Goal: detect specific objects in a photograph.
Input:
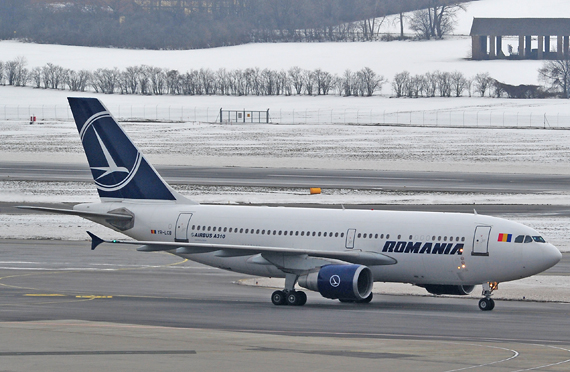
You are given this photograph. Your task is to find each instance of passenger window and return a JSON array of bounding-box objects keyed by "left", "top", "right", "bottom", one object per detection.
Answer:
[
  {"left": 409, "top": 235, "right": 413, "bottom": 240},
  {"left": 335, "top": 232, "right": 339, "bottom": 237},
  {"left": 362, "top": 233, "right": 366, "bottom": 238},
  {"left": 296, "top": 231, "right": 299, "bottom": 236},
  {"left": 386, "top": 234, "right": 389, "bottom": 239},
  {"left": 358, "top": 233, "right": 361, "bottom": 238},
  {"left": 341, "top": 233, "right": 345, "bottom": 237},
  {"left": 301, "top": 231, "right": 305, "bottom": 236},
  {"left": 323, "top": 232, "right": 327, "bottom": 237},
  {"left": 312, "top": 232, "right": 316, "bottom": 237},
  {"left": 375, "top": 234, "right": 378, "bottom": 239},
  {"left": 524, "top": 235, "right": 533, "bottom": 243},
  {"left": 284, "top": 231, "right": 288, "bottom": 236},
  {"left": 533, "top": 236, "right": 546, "bottom": 243},
  {"left": 329, "top": 232, "right": 333, "bottom": 237}
]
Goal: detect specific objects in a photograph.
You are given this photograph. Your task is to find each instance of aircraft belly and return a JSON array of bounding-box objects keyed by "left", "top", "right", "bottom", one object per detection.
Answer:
[{"left": 177, "top": 252, "right": 286, "bottom": 278}]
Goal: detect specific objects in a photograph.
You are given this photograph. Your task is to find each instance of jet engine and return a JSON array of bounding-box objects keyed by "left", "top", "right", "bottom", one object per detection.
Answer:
[
  {"left": 298, "top": 264, "right": 373, "bottom": 301},
  {"left": 422, "top": 284, "right": 475, "bottom": 296}
]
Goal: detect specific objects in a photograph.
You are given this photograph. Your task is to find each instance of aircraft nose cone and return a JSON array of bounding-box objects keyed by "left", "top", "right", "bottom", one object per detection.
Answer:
[{"left": 545, "top": 244, "right": 562, "bottom": 268}]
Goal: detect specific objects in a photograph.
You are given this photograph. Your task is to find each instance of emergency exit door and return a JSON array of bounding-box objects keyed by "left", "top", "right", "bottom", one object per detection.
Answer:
[
  {"left": 473, "top": 226, "right": 491, "bottom": 256},
  {"left": 175, "top": 213, "right": 193, "bottom": 242}
]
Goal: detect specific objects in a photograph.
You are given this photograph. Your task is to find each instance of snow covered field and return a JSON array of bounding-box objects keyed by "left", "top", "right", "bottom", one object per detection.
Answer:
[{"left": 2, "top": 0, "right": 569, "bottom": 92}]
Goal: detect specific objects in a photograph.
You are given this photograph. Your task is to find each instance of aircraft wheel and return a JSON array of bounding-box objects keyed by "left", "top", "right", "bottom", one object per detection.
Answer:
[
  {"left": 478, "top": 298, "right": 494, "bottom": 311},
  {"left": 286, "top": 291, "right": 301, "bottom": 306},
  {"left": 271, "top": 290, "right": 287, "bottom": 306},
  {"left": 296, "top": 291, "right": 307, "bottom": 306},
  {"left": 357, "top": 293, "right": 373, "bottom": 304},
  {"left": 339, "top": 298, "right": 355, "bottom": 303}
]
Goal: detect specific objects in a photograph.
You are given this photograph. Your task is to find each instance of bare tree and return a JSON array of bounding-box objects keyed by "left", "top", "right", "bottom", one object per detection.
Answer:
[
  {"left": 123, "top": 66, "right": 143, "bottom": 94},
  {"left": 303, "top": 70, "right": 316, "bottom": 95},
  {"left": 6, "top": 57, "right": 28, "bottom": 86},
  {"left": 67, "top": 70, "right": 91, "bottom": 92},
  {"left": 30, "top": 67, "right": 42, "bottom": 88},
  {"left": 539, "top": 58, "right": 570, "bottom": 98},
  {"left": 92, "top": 68, "right": 120, "bottom": 94},
  {"left": 166, "top": 70, "right": 181, "bottom": 95},
  {"left": 340, "top": 69, "right": 355, "bottom": 96},
  {"left": 450, "top": 71, "right": 467, "bottom": 97},
  {"left": 424, "top": 72, "right": 439, "bottom": 97},
  {"left": 392, "top": 71, "right": 410, "bottom": 97},
  {"left": 288, "top": 67, "right": 304, "bottom": 95},
  {"left": 0, "top": 61, "right": 4, "bottom": 85},
  {"left": 356, "top": 67, "right": 385, "bottom": 96},
  {"left": 474, "top": 72, "right": 493, "bottom": 97},
  {"left": 437, "top": 71, "right": 452, "bottom": 97},
  {"left": 409, "top": 1, "right": 465, "bottom": 40}
]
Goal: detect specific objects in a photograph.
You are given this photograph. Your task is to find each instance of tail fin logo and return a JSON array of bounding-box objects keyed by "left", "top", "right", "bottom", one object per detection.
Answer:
[{"left": 80, "top": 111, "right": 142, "bottom": 193}]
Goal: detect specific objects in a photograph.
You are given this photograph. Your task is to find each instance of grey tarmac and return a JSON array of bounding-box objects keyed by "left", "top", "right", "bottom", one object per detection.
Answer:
[{"left": 1, "top": 239, "right": 570, "bottom": 371}]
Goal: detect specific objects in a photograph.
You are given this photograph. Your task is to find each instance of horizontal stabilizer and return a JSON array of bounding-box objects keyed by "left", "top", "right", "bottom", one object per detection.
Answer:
[{"left": 87, "top": 231, "right": 105, "bottom": 251}]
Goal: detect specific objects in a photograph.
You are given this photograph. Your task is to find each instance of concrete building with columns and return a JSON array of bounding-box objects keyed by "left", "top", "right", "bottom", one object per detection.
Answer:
[{"left": 471, "top": 18, "right": 570, "bottom": 60}]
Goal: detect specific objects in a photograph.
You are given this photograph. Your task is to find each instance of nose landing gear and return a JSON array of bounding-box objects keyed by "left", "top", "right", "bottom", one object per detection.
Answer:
[{"left": 478, "top": 282, "right": 498, "bottom": 311}]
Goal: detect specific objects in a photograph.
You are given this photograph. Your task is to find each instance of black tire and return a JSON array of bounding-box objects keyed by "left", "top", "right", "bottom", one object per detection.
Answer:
[
  {"left": 271, "top": 290, "right": 286, "bottom": 306},
  {"left": 357, "top": 293, "right": 373, "bottom": 304},
  {"left": 296, "top": 291, "right": 307, "bottom": 306},
  {"left": 478, "top": 298, "right": 493, "bottom": 311},
  {"left": 339, "top": 298, "right": 355, "bottom": 303},
  {"left": 286, "top": 291, "right": 299, "bottom": 306}
]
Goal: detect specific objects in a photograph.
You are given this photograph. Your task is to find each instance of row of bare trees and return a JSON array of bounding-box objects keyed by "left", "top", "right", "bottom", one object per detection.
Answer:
[
  {"left": 0, "top": 58, "right": 386, "bottom": 97},
  {"left": 392, "top": 71, "right": 495, "bottom": 98}
]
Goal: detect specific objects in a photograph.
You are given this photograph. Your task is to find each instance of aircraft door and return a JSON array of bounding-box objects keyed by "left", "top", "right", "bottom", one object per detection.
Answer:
[
  {"left": 175, "top": 213, "right": 193, "bottom": 242},
  {"left": 472, "top": 226, "right": 491, "bottom": 256},
  {"left": 346, "top": 229, "right": 356, "bottom": 249}
]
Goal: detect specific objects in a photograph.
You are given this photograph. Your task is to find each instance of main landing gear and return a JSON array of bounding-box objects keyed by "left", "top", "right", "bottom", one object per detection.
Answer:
[
  {"left": 478, "top": 282, "right": 498, "bottom": 311},
  {"left": 272, "top": 273, "right": 307, "bottom": 307}
]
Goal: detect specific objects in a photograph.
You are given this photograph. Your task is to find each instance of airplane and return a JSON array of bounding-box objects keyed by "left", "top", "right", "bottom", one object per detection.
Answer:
[{"left": 21, "top": 97, "right": 562, "bottom": 311}]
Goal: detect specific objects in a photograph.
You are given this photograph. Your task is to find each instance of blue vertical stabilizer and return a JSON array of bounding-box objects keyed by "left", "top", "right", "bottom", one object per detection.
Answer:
[{"left": 68, "top": 97, "right": 191, "bottom": 202}]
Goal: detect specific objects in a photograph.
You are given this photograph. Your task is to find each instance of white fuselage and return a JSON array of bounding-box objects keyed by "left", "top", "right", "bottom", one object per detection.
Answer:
[{"left": 77, "top": 201, "right": 562, "bottom": 287}]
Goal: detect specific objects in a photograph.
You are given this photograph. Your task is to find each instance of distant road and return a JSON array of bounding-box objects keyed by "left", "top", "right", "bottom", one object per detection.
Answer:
[{"left": 2, "top": 161, "right": 570, "bottom": 193}]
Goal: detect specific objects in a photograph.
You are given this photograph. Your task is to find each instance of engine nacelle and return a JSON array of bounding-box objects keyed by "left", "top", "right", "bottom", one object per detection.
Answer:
[
  {"left": 298, "top": 264, "right": 373, "bottom": 300},
  {"left": 423, "top": 284, "right": 475, "bottom": 296}
]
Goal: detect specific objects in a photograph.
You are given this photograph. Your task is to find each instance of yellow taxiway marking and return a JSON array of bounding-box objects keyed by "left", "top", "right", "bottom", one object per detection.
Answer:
[
  {"left": 24, "top": 294, "right": 67, "bottom": 297},
  {"left": 75, "top": 295, "right": 113, "bottom": 299}
]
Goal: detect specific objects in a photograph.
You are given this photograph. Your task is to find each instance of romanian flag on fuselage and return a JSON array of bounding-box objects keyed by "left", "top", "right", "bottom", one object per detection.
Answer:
[{"left": 498, "top": 233, "right": 512, "bottom": 242}]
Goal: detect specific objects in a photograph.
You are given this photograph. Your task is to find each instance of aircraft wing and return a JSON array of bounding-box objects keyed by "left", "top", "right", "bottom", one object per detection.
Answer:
[
  {"left": 87, "top": 232, "right": 397, "bottom": 267},
  {"left": 17, "top": 206, "right": 133, "bottom": 221}
]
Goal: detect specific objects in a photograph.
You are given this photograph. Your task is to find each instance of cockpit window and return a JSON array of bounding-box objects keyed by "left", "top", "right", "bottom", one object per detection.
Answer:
[
  {"left": 524, "top": 235, "right": 533, "bottom": 243},
  {"left": 532, "top": 236, "right": 546, "bottom": 243},
  {"left": 514, "top": 235, "right": 524, "bottom": 243}
]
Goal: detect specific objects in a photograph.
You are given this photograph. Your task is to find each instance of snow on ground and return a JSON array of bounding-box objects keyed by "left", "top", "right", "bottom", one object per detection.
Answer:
[
  {"left": 2, "top": 0, "right": 569, "bottom": 89},
  {"left": 3, "top": 113, "right": 570, "bottom": 174}
]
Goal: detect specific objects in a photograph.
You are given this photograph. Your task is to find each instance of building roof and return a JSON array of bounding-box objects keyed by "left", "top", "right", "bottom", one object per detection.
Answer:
[{"left": 470, "top": 18, "right": 570, "bottom": 36}]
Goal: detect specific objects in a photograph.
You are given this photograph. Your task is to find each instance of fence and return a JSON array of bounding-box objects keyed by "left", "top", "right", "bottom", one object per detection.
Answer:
[{"left": 1, "top": 104, "right": 569, "bottom": 128}]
